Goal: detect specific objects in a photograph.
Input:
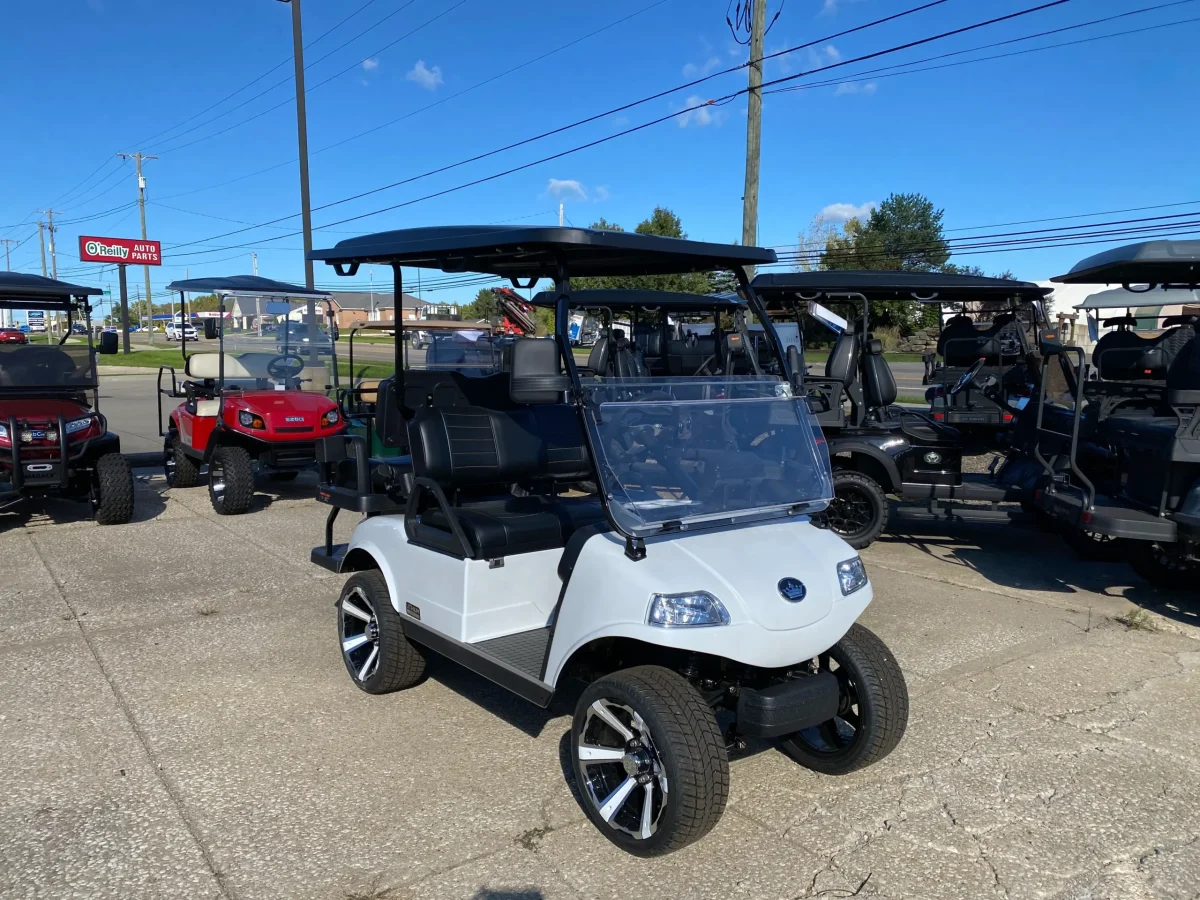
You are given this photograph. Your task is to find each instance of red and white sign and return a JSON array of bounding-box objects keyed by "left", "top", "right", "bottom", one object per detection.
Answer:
[{"left": 78, "top": 235, "right": 162, "bottom": 266}]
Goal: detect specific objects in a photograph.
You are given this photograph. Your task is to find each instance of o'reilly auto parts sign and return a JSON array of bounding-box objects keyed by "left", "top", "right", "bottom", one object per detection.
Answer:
[{"left": 78, "top": 235, "right": 162, "bottom": 266}]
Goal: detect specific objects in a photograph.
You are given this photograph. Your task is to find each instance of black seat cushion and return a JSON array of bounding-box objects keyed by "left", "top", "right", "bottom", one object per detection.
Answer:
[
  {"left": 1092, "top": 329, "right": 1151, "bottom": 380},
  {"left": 410, "top": 406, "right": 541, "bottom": 486},
  {"left": 939, "top": 316, "right": 981, "bottom": 366},
  {"left": 417, "top": 495, "right": 606, "bottom": 559}
]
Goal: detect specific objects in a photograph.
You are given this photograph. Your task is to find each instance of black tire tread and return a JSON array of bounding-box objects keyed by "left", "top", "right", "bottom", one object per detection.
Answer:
[
  {"left": 169, "top": 435, "right": 201, "bottom": 488},
  {"left": 578, "top": 665, "right": 729, "bottom": 856},
  {"left": 782, "top": 623, "right": 909, "bottom": 775},
  {"left": 342, "top": 571, "right": 426, "bottom": 694},
  {"left": 825, "top": 471, "right": 889, "bottom": 550},
  {"left": 93, "top": 453, "right": 135, "bottom": 525},
  {"left": 209, "top": 446, "right": 254, "bottom": 515}
]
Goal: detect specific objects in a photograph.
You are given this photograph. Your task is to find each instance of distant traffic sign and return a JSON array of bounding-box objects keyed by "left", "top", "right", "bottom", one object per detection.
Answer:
[{"left": 79, "top": 235, "right": 162, "bottom": 266}]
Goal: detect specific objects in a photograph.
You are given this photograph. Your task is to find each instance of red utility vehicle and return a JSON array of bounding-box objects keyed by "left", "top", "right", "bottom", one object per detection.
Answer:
[
  {"left": 0, "top": 273, "right": 134, "bottom": 524},
  {"left": 158, "top": 276, "right": 345, "bottom": 515}
]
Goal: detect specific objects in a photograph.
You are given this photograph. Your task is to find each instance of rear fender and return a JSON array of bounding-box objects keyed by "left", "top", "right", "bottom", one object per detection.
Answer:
[{"left": 826, "top": 440, "right": 902, "bottom": 493}]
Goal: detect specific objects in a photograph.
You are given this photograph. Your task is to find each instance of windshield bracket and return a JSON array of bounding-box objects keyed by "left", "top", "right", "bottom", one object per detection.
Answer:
[{"left": 624, "top": 535, "right": 646, "bottom": 562}]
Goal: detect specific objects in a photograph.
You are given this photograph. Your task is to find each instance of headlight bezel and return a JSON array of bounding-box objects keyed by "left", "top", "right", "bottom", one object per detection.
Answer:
[
  {"left": 321, "top": 408, "right": 340, "bottom": 428},
  {"left": 837, "top": 557, "right": 869, "bottom": 596},
  {"left": 237, "top": 410, "right": 266, "bottom": 430},
  {"left": 647, "top": 591, "right": 731, "bottom": 628}
]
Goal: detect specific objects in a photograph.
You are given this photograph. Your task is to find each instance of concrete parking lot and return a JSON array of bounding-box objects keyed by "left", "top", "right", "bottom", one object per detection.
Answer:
[{"left": 2, "top": 469, "right": 1198, "bottom": 900}]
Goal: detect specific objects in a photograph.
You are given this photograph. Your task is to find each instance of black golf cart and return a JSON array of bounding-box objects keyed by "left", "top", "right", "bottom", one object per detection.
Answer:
[
  {"left": 1033, "top": 240, "right": 1200, "bottom": 586},
  {"left": 752, "top": 270, "right": 1062, "bottom": 549},
  {"left": 308, "top": 225, "right": 909, "bottom": 855},
  {"left": 0, "top": 273, "right": 133, "bottom": 524}
]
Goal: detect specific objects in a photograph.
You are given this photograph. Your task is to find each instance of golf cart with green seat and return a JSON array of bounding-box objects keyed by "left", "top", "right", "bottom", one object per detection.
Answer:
[
  {"left": 752, "top": 271, "right": 1066, "bottom": 549},
  {"left": 156, "top": 276, "right": 345, "bottom": 515},
  {"left": 1033, "top": 240, "right": 1200, "bottom": 585},
  {"left": 0, "top": 273, "right": 133, "bottom": 524},
  {"left": 308, "top": 225, "right": 909, "bottom": 856}
]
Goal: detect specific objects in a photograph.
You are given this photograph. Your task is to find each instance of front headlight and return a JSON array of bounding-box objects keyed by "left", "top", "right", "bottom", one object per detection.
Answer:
[
  {"left": 647, "top": 591, "right": 730, "bottom": 627},
  {"left": 837, "top": 557, "right": 868, "bottom": 596},
  {"left": 238, "top": 410, "right": 266, "bottom": 429},
  {"left": 65, "top": 416, "right": 92, "bottom": 435},
  {"left": 321, "top": 408, "right": 340, "bottom": 428}
]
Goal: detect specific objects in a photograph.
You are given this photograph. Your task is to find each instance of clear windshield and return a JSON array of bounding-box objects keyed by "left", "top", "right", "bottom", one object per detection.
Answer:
[
  {"left": 581, "top": 376, "right": 833, "bottom": 536},
  {"left": 0, "top": 343, "right": 96, "bottom": 390},
  {"left": 408, "top": 328, "right": 507, "bottom": 378}
]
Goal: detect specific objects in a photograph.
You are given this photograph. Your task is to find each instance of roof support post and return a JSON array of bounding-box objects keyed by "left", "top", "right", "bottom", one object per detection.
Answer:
[{"left": 392, "top": 264, "right": 404, "bottom": 415}]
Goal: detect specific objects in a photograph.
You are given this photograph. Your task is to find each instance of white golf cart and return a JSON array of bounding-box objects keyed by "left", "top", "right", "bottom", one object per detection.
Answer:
[{"left": 308, "top": 226, "right": 908, "bottom": 856}]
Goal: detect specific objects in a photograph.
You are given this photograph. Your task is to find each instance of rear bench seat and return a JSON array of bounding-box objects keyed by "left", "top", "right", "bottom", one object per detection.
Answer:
[{"left": 405, "top": 339, "right": 606, "bottom": 560}]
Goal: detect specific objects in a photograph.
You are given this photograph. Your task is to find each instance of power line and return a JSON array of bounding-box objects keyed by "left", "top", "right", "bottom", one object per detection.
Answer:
[
  {"left": 154, "top": 0, "right": 462, "bottom": 156},
  {"left": 162, "top": 0, "right": 1076, "bottom": 259},
  {"left": 151, "top": 0, "right": 674, "bottom": 202},
  {"left": 161, "top": 0, "right": 966, "bottom": 254},
  {"left": 767, "top": 1, "right": 1200, "bottom": 97}
]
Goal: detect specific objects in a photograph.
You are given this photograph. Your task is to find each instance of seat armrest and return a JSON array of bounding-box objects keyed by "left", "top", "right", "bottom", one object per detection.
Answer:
[{"left": 406, "top": 477, "right": 474, "bottom": 558}]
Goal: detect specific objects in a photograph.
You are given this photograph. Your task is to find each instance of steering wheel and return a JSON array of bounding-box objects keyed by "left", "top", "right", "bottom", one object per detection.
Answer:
[
  {"left": 949, "top": 357, "right": 987, "bottom": 396},
  {"left": 267, "top": 352, "right": 306, "bottom": 382}
]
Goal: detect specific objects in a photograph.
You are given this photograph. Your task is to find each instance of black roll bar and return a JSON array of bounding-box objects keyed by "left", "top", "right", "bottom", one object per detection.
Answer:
[{"left": 1033, "top": 345, "right": 1095, "bottom": 510}]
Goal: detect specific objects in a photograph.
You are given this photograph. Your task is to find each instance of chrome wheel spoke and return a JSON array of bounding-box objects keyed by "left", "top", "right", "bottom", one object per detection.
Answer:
[
  {"left": 598, "top": 776, "right": 637, "bottom": 822},
  {"left": 341, "top": 598, "right": 373, "bottom": 623},
  {"left": 590, "top": 700, "right": 634, "bottom": 743},
  {"left": 578, "top": 744, "right": 626, "bottom": 763},
  {"left": 342, "top": 633, "right": 371, "bottom": 653},
  {"left": 356, "top": 645, "right": 378, "bottom": 681},
  {"left": 639, "top": 782, "right": 655, "bottom": 839}
]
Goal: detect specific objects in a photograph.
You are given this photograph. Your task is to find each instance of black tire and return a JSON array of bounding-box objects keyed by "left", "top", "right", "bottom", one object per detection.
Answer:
[
  {"left": 267, "top": 470, "right": 299, "bottom": 481},
  {"left": 780, "top": 623, "right": 909, "bottom": 775},
  {"left": 571, "top": 666, "right": 729, "bottom": 857},
  {"left": 1128, "top": 541, "right": 1196, "bottom": 590},
  {"left": 207, "top": 446, "right": 255, "bottom": 515},
  {"left": 813, "top": 471, "right": 889, "bottom": 549},
  {"left": 337, "top": 571, "right": 426, "bottom": 693},
  {"left": 165, "top": 433, "right": 201, "bottom": 488},
  {"left": 92, "top": 452, "right": 135, "bottom": 525},
  {"left": 1063, "top": 527, "right": 1126, "bottom": 561}
]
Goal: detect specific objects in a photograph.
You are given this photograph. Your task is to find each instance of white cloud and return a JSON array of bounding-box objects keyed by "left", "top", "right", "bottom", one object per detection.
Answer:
[
  {"left": 682, "top": 56, "right": 721, "bottom": 78},
  {"left": 822, "top": 0, "right": 865, "bottom": 14},
  {"left": 362, "top": 57, "right": 379, "bottom": 71},
  {"left": 360, "top": 79, "right": 369, "bottom": 87},
  {"left": 546, "top": 179, "right": 588, "bottom": 202},
  {"left": 593, "top": 185, "right": 610, "bottom": 202},
  {"left": 675, "top": 96, "right": 728, "bottom": 128},
  {"left": 405, "top": 60, "right": 443, "bottom": 91},
  {"left": 820, "top": 201, "right": 878, "bottom": 223},
  {"left": 823, "top": 44, "right": 841, "bottom": 63},
  {"left": 834, "top": 81, "right": 877, "bottom": 96}
]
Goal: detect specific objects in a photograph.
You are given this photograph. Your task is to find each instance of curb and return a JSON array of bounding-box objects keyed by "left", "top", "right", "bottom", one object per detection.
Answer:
[{"left": 99, "top": 367, "right": 160, "bottom": 375}]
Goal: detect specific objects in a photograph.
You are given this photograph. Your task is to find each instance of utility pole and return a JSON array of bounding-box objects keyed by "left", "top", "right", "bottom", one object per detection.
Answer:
[
  {"left": 37, "top": 222, "right": 47, "bottom": 277},
  {"left": 117, "top": 151, "right": 158, "bottom": 344},
  {"left": 740, "top": 0, "right": 767, "bottom": 272},
  {"left": 252, "top": 252, "right": 258, "bottom": 276},
  {"left": 0, "top": 239, "right": 14, "bottom": 326},
  {"left": 279, "top": 0, "right": 317, "bottom": 366},
  {"left": 559, "top": 203, "right": 564, "bottom": 227},
  {"left": 39, "top": 210, "right": 60, "bottom": 280}
]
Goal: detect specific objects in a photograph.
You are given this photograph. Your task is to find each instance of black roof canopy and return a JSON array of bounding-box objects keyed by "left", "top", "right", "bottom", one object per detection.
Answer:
[
  {"left": 752, "top": 270, "right": 1049, "bottom": 304},
  {"left": 309, "top": 225, "right": 775, "bottom": 278},
  {"left": 165, "top": 275, "right": 330, "bottom": 298},
  {"left": 0, "top": 272, "right": 102, "bottom": 310},
  {"left": 1052, "top": 240, "right": 1200, "bottom": 286},
  {"left": 529, "top": 288, "right": 747, "bottom": 310}
]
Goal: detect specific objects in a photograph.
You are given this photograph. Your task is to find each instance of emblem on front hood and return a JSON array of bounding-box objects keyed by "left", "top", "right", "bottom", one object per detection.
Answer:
[
  {"left": 777, "top": 577, "right": 806, "bottom": 602},
  {"left": 285, "top": 416, "right": 304, "bottom": 423}
]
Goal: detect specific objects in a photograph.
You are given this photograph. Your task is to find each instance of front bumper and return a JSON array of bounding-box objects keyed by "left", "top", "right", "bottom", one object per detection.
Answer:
[{"left": 736, "top": 673, "right": 840, "bottom": 738}]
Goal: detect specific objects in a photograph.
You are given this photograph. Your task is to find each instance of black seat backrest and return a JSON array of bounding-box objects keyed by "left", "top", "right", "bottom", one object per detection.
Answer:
[
  {"left": 410, "top": 406, "right": 541, "bottom": 487},
  {"left": 666, "top": 335, "right": 716, "bottom": 376},
  {"left": 585, "top": 329, "right": 613, "bottom": 375},
  {"left": 1166, "top": 334, "right": 1200, "bottom": 405},
  {"left": 939, "top": 315, "right": 983, "bottom": 366},
  {"left": 825, "top": 327, "right": 860, "bottom": 386},
  {"left": 861, "top": 339, "right": 897, "bottom": 408},
  {"left": 632, "top": 324, "right": 663, "bottom": 359},
  {"left": 723, "top": 332, "right": 754, "bottom": 375},
  {"left": 1092, "top": 329, "right": 1149, "bottom": 381},
  {"left": 375, "top": 370, "right": 516, "bottom": 450},
  {"left": 509, "top": 337, "right": 568, "bottom": 403}
]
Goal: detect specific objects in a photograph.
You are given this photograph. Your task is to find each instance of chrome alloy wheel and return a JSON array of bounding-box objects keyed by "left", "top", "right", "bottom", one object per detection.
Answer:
[
  {"left": 577, "top": 699, "right": 668, "bottom": 841},
  {"left": 339, "top": 585, "right": 381, "bottom": 682}
]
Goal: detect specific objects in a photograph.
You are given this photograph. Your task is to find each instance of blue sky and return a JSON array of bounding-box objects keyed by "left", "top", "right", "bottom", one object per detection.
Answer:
[{"left": 2, "top": 0, "right": 1198, "bottom": 308}]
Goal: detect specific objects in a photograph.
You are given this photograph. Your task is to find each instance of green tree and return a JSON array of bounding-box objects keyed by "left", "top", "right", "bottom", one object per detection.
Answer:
[
  {"left": 459, "top": 288, "right": 499, "bottom": 322},
  {"left": 575, "top": 206, "right": 716, "bottom": 295}
]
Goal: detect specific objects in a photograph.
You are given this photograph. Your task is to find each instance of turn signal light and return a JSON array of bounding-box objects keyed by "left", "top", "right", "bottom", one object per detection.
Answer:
[{"left": 237, "top": 410, "right": 266, "bottom": 430}]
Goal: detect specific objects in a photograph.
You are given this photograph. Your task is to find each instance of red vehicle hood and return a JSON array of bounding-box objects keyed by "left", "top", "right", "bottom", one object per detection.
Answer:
[{"left": 0, "top": 399, "right": 91, "bottom": 423}]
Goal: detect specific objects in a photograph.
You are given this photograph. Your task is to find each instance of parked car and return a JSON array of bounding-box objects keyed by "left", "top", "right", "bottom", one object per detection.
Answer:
[
  {"left": 0, "top": 327, "right": 28, "bottom": 344},
  {"left": 165, "top": 320, "right": 198, "bottom": 342},
  {"left": 275, "top": 320, "right": 333, "bottom": 355},
  {"left": 70, "top": 323, "right": 88, "bottom": 335}
]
